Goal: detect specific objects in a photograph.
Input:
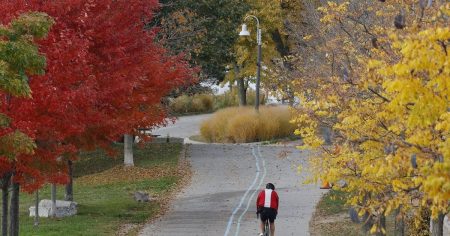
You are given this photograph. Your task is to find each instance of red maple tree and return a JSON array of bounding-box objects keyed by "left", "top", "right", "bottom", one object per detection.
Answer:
[{"left": 0, "top": 0, "right": 194, "bottom": 192}]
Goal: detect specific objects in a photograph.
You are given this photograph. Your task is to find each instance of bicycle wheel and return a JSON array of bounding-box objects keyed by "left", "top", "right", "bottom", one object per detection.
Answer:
[{"left": 263, "top": 220, "right": 269, "bottom": 236}]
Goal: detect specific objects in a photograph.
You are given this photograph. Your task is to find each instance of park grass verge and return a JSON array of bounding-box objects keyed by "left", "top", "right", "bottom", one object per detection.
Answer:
[
  {"left": 310, "top": 190, "right": 396, "bottom": 236},
  {"left": 17, "top": 142, "right": 188, "bottom": 236}
]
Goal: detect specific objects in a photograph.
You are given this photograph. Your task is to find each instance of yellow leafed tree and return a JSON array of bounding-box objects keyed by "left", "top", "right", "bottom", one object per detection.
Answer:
[
  {"left": 226, "top": 0, "right": 301, "bottom": 105},
  {"left": 292, "top": 1, "right": 449, "bottom": 235}
]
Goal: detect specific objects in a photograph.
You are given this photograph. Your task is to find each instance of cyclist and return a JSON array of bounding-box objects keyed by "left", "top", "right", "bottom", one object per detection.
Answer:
[{"left": 256, "top": 183, "right": 279, "bottom": 236}]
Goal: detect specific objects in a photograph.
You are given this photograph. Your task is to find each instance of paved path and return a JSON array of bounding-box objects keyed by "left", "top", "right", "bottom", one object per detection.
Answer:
[
  {"left": 140, "top": 115, "right": 324, "bottom": 236},
  {"left": 153, "top": 114, "right": 212, "bottom": 139}
]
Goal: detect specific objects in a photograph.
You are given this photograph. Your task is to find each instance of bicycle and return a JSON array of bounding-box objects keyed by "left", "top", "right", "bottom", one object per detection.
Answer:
[
  {"left": 262, "top": 218, "right": 270, "bottom": 236},
  {"left": 257, "top": 212, "right": 270, "bottom": 236}
]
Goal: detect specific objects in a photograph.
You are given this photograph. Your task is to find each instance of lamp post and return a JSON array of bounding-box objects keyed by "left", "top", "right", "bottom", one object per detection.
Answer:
[{"left": 239, "top": 15, "right": 262, "bottom": 112}]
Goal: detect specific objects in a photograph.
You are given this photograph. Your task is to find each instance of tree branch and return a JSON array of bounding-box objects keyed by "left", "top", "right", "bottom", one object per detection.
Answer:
[{"left": 368, "top": 87, "right": 390, "bottom": 102}]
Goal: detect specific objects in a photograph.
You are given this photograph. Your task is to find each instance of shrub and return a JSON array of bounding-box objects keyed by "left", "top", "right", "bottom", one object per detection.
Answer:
[
  {"left": 200, "top": 106, "right": 295, "bottom": 143},
  {"left": 259, "top": 106, "right": 293, "bottom": 139},
  {"left": 193, "top": 93, "right": 213, "bottom": 112},
  {"left": 170, "top": 93, "right": 214, "bottom": 114},
  {"left": 246, "top": 90, "right": 266, "bottom": 107},
  {"left": 213, "top": 89, "right": 266, "bottom": 110},
  {"left": 227, "top": 111, "right": 259, "bottom": 142},
  {"left": 169, "top": 90, "right": 266, "bottom": 115},
  {"left": 200, "top": 108, "right": 237, "bottom": 142},
  {"left": 214, "top": 91, "right": 238, "bottom": 110},
  {"left": 170, "top": 95, "right": 191, "bottom": 114}
]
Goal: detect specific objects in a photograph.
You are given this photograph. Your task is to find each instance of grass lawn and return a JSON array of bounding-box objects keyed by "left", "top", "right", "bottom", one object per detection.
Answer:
[
  {"left": 14, "top": 142, "right": 184, "bottom": 236},
  {"left": 310, "top": 190, "right": 397, "bottom": 236}
]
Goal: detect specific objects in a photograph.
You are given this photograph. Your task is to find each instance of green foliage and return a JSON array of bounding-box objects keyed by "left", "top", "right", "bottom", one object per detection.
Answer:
[
  {"left": 0, "top": 12, "right": 53, "bottom": 97},
  {"left": 0, "top": 130, "right": 35, "bottom": 159},
  {"left": 0, "top": 113, "right": 11, "bottom": 127},
  {"left": 200, "top": 106, "right": 294, "bottom": 143},
  {"left": 152, "top": 0, "right": 250, "bottom": 81},
  {"left": 9, "top": 12, "right": 54, "bottom": 39}
]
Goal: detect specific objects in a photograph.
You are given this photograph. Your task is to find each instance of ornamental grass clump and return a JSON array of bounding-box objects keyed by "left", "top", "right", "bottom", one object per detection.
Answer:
[
  {"left": 200, "top": 106, "right": 295, "bottom": 143},
  {"left": 200, "top": 107, "right": 238, "bottom": 141},
  {"left": 227, "top": 111, "right": 259, "bottom": 142}
]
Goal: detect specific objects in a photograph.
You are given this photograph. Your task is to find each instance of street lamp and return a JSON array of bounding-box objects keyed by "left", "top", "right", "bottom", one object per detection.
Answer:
[{"left": 239, "top": 15, "right": 262, "bottom": 111}]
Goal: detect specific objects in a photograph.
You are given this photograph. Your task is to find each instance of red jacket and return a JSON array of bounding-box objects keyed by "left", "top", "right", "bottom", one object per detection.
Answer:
[{"left": 256, "top": 189, "right": 279, "bottom": 211}]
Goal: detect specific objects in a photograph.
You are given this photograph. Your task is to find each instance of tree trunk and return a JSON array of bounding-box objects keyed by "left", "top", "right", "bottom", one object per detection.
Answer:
[
  {"left": 2, "top": 174, "right": 11, "bottom": 236},
  {"left": 287, "top": 85, "right": 295, "bottom": 106},
  {"left": 430, "top": 156, "right": 445, "bottom": 236},
  {"left": 376, "top": 215, "right": 386, "bottom": 236},
  {"left": 9, "top": 180, "right": 19, "bottom": 236},
  {"left": 320, "top": 126, "right": 333, "bottom": 145},
  {"left": 124, "top": 134, "right": 134, "bottom": 166},
  {"left": 349, "top": 207, "right": 360, "bottom": 223},
  {"left": 412, "top": 207, "right": 430, "bottom": 235},
  {"left": 51, "top": 184, "right": 56, "bottom": 218},
  {"left": 394, "top": 209, "right": 405, "bottom": 236},
  {"left": 394, "top": 219, "right": 405, "bottom": 236},
  {"left": 362, "top": 212, "right": 375, "bottom": 233},
  {"left": 65, "top": 160, "right": 73, "bottom": 201},
  {"left": 34, "top": 190, "right": 39, "bottom": 226},
  {"left": 431, "top": 213, "right": 445, "bottom": 236},
  {"left": 237, "top": 78, "right": 247, "bottom": 106},
  {"left": 234, "top": 63, "right": 246, "bottom": 106}
]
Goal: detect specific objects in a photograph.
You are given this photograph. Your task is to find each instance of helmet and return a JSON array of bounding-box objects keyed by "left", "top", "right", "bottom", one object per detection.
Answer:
[{"left": 266, "top": 183, "right": 275, "bottom": 190}]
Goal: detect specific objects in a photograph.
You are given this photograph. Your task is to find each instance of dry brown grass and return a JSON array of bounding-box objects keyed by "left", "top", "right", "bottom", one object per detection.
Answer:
[
  {"left": 200, "top": 106, "right": 295, "bottom": 143},
  {"left": 227, "top": 111, "right": 259, "bottom": 142}
]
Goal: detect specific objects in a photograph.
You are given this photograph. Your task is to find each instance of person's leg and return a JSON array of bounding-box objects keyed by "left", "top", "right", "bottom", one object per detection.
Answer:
[
  {"left": 270, "top": 222, "right": 275, "bottom": 236},
  {"left": 259, "top": 212, "right": 266, "bottom": 235},
  {"left": 260, "top": 220, "right": 265, "bottom": 234},
  {"left": 269, "top": 209, "right": 276, "bottom": 236}
]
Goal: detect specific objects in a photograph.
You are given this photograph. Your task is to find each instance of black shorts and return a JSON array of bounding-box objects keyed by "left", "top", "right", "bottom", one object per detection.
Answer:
[{"left": 260, "top": 207, "right": 277, "bottom": 223}]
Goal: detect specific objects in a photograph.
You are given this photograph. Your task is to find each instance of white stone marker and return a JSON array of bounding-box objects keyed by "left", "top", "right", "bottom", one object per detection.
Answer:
[{"left": 29, "top": 199, "right": 77, "bottom": 218}]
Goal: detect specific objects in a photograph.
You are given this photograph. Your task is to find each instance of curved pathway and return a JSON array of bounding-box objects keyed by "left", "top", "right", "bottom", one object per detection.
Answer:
[
  {"left": 152, "top": 114, "right": 212, "bottom": 139},
  {"left": 140, "top": 115, "right": 324, "bottom": 236}
]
